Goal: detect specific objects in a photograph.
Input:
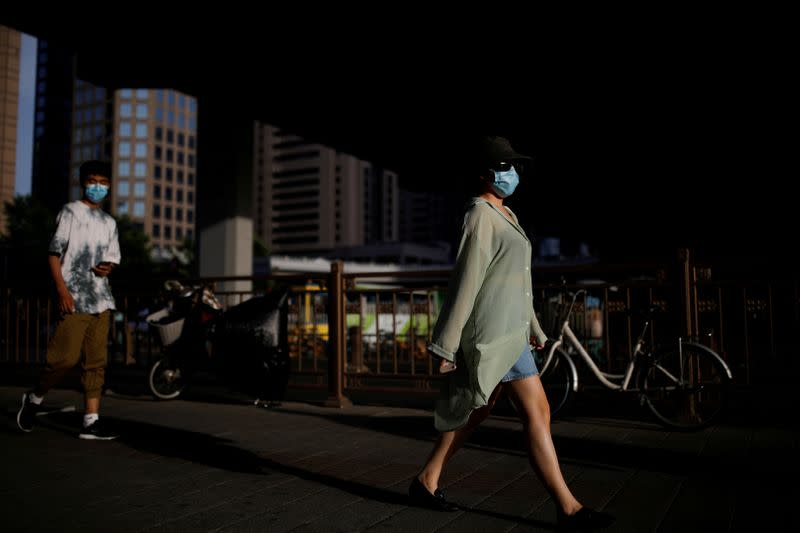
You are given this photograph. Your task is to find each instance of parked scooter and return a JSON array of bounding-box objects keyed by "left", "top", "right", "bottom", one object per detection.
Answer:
[{"left": 146, "top": 281, "right": 290, "bottom": 405}]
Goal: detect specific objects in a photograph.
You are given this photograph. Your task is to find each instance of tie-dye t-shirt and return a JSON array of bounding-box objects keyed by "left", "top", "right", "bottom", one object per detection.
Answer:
[{"left": 48, "top": 201, "right": 122, "bottom": 314}]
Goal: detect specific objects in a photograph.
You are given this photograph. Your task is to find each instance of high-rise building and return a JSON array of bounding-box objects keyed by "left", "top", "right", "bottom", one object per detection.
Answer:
[
  {"left": 66, "top": 86, "right": 198, "bottom": 253},
  {"left": 253, "top": 123, "right": 399, "bottom": 255},
  {"left": 364, "top": 165, "right": 399, "bottom": 243},
  {"left": 31, "top": 39, "right": 76, "bottom": 216},
  {"left": 399, "top": 189, "right": 456, "bottom": 246},
  {"left": 0, "top": 25, "right": 21, "bottom": 234}
]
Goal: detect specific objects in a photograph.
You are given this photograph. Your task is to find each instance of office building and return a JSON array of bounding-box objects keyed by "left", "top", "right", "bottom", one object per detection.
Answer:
[
  {"left": 66, "top": 86, "right": 198, "bottom": 253},
  {"left": 253, "top": 123, "right": 399, "bottom": 254},
  {"left": 30, "top": 38, "right": 76, "bottom": 216},
  {"left": 0, "top": 26, "right": 21, "bottom": 234}
]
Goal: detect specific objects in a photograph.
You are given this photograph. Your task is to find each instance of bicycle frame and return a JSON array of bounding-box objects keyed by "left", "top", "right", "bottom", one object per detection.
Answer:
[
  {"left": 537, "top": 287, "right": 734, "bottom": 429},
  {"left": 541, "top": 289, "right": 644, "bottom": 393}
]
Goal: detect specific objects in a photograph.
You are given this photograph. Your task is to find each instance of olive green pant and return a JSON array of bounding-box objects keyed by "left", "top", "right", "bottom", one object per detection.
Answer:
[{"left": 34, "top": 311, "right": 110, "bottom": 399}]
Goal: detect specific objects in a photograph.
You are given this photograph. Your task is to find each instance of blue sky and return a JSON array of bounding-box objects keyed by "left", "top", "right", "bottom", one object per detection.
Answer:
[{"left": 14, "top": 33, "right": 36, "bottom": 196}]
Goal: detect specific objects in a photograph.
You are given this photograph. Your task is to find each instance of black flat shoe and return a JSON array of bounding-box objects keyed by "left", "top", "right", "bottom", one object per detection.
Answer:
[
  {"left": 408, "top": 477, "right": 459, "bottom": 512},
  {"left": 557, "top": 507, "right": 614, "bottom": 531}
]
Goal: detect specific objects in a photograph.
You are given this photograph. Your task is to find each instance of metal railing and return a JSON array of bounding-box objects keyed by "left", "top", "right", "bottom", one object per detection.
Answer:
[{"left": 2, "top": 251, "right": 797, "bottom": 405}]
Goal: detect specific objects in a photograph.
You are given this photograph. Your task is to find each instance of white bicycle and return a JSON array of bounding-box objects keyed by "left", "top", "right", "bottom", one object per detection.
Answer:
[{"left": 536, "top": 289, "right": 733, "bottom": 430}]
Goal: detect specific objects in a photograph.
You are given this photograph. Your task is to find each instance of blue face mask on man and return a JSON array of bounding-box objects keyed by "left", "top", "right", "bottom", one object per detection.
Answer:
[
  {"left": 491, "top": 165, "right": 519, "bottom": 198},
  {"left": 85, "top": 184, "right": 109, "bottom": 203}
]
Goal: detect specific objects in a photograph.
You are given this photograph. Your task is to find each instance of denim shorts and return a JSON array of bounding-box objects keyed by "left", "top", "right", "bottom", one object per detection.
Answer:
[{"left": 500, "top": 344, "right": 539, "bottom": 382}]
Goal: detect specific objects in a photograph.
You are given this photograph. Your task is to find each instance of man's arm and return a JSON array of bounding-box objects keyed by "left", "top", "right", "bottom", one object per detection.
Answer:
[{"left": 48, "top": 253, "right": 74, "bottom": 314}]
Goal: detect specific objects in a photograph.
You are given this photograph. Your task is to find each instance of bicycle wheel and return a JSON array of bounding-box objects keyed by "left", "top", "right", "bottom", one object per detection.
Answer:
[
  {"left": 147, "top": 357, "right": 186, "bottom": 400},
  {"left": 637, "top": 342, "right": 730, "bottom": 430},
  {"left": 535, "top": 347, "right": 576, "bottom": 418}
]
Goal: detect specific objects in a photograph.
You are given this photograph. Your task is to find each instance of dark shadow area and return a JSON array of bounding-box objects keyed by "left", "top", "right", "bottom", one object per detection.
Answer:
[
  {"left": 28, "top": 411, "right": 556, "bottom": 529},
  {"left": 259, "top": 404, "right": 778, "bottom": 478}
]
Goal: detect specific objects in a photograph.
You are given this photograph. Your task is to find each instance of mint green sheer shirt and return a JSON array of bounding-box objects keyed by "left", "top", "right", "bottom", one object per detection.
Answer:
[{"left": 429, "top": 198, "right": 547, "bottom": 431}]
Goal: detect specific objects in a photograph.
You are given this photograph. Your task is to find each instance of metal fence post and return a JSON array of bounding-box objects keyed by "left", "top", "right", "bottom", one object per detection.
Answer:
[
  {"left": 324, "top": 260, "right": 352, "bottom": 407},
  {"left": 679, "top": 248, "right": 694, "bottom": 339}
]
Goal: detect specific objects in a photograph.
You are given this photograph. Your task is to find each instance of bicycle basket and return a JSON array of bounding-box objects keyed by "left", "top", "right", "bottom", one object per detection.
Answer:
[{"left": 146, "top": 308, "right": 185, "bottom": 346}]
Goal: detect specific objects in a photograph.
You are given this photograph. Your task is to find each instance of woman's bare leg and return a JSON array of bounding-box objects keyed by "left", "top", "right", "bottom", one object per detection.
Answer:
[
  {"left": 504, "top": 375, "right": 582, "bottom": 515},
  {"left": 417, "top": 386, "right": 503, "bottom": 493}
]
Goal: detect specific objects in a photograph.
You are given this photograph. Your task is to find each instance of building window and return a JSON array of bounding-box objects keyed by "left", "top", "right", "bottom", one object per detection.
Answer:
[
  {"left": 166, "top": 149, "right": 174, "bottom": 162},
  {"left": 120, "top": 103, "right": 132, "bottom": 118},
  {"left": 164, "top": 226, "right": 172, "bottom": 239},
  {"left": 177, "top": 190, "right": 183, "bottom": 203},
  {"left": 118, "top": 162, "right": 130, "bottom": 177},
  {"left": 93, "top": 107, "right": 103, "bottom": 121},
  {"left": 118, "top": 180, "right": 129, "bottom": 196},
  {"left": 153, "top": 204, "right": 161, "bottom": 217},
  {"left": 177, "top": 170, "right": 184, "bottom": 183},
  {"left": 155, "top": 107, "right": 163, "bottom": 121},
  {"left": 135, "top": 89, "right": 148, "bottom": 99},
  {"left": 168, "top": 110, "right": 175, "bottom": 125},
  {"left": 178, "top": 94, "right": 185, "bottom": 108},
  {"left": 117, "top": 202, "right": 129, "bottom": 215},
  {"left": 136, "top": 103, "right": 148, "bottom": 119},
  {"left": 154, "top": 185, "right": 161, "bottom": 199},
  {"left": 178, "top": 113, "right": 185, "bottom": 128},
  {"left": 165, "top": 187, "right": 173, "bottom": 201},
  {"left": 120, "top": 89, "right": 132, "bottom": 99},
  {"left": 188, "top": 154, "right": 195, "bottom": 168},
  {"left": 189, "top": 99, "right": 197, "bottom": 113},
  {"left": 176, "top": 227, "right": 183, "bottom": 240},
  {"left": 187, "top": 191, "right": 194, "bottom": 203},
  {"left": 166, "top": 168, "right": 173, "bottom": 181},
  {"left": 177, "top": 133, "right": 185, "bottom": 146},
  {"left": 134, "top": 163, "right": 146, "bottom": 177},
  {"left": 119, "top": 122, "right": 132, "bottom": 137},
  {"left": 188, "top": 136, "right": 195, "bottom": 149},
  {"left": 167, "top": 129, "right": 174, "bottom": 144},
  {"left": 118, "top": 142, "right": 131, "bottom": 157},
  {"left": 176, "top": 208, "right": 183, "bottom": 222},
  {"left": 154, "top": 165, "right": 162, "bottom": 179},
  {"left": 187, "top": 229, "right": 193, "bottom": 240},
  {"left": 153, "top": 224, "right": 160, "bottom": 237},
  {"left": 168, "top": 91, "right": 175, "bottom": 106},
  {"left": 135, "top": 143, "right": 147, "bottom": 158},
  {"left": 177, "top": 152, "right": 184, "bottom": 165},
  {"left": 189, "top": 117, "right": 197, "bottom": 131},
  {"left": 155, "top": 89, "right": 163, "bottom": 103},
  {"left": 134, "top": 182, "right": 146, "bottom": 197},
  {"left": 188, "top": 173, "right": 194, "bottom": 185},
  {"left": 155, "top": 146, "right": 162, "bottom": 160},
  {"left": 133, "top": 201, "right": 145, "bottom": 217},
  {"left": 165, "top": 206, "right": 172, "bottom": 220},
  {"left": 135, "top": 124, "right": 147, "bottom": 138},
  {"left": 187, "top": 210, "right": 194, "bottom": 223}
]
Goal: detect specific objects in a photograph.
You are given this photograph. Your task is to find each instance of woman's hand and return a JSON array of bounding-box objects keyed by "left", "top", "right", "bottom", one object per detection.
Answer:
[
  {"left": 530, "top": 336, "right": 548, "bottom": 351},
  {"left": 438, "top": 358, "right": 457, "bottom": 374}
]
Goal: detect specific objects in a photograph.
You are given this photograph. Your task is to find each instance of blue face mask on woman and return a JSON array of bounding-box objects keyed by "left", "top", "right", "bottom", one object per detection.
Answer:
[
  {"left": 85, "top": 184, "right": 109, "bottom": 203},
  {"left": 491, "top": 165, "right": 519, "bottom": 198}
]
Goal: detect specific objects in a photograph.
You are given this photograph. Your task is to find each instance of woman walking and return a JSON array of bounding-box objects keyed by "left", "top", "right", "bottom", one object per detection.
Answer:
[{"left": 409, "top": 136, "right": 614, "bottom": 531}]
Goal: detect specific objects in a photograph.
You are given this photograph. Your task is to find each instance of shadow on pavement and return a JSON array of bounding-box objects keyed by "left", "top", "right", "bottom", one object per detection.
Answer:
[
  {"left": 30, "top": 411, "right": 556, "bottom": 529},
  {"left": 261, "top": 405, "right": 753, "bottom": 478}
]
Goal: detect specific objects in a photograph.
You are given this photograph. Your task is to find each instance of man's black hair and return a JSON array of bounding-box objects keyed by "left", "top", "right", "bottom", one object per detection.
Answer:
[{"left": 79, "top": 160, "right": 112, "bottom": 185}]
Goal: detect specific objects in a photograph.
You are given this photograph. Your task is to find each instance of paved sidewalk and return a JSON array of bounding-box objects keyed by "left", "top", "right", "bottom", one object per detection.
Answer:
[{"left": 2, "top": 385, "right": 798, "bottom": 532}]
